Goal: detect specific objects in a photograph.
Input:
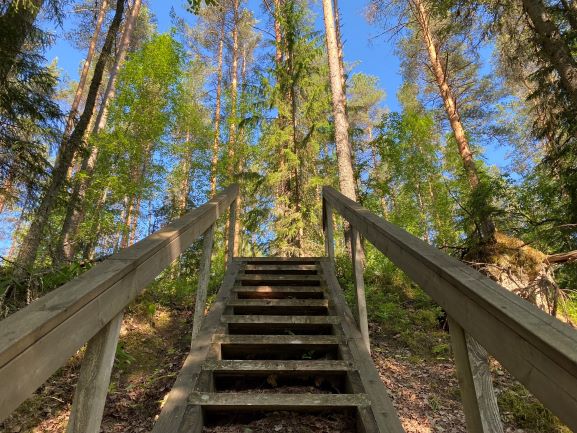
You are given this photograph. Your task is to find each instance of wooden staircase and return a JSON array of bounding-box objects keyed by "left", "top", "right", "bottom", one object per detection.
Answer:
[
  {"left": 152, "top": 257, "right": 403, "bottom": 433},
  {"left": 3, "top": 183, "right": 577, "bottom": 433}
]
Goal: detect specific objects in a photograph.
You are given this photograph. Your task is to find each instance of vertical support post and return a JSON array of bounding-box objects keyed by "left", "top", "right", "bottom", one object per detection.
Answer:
[
  {"left": 323, "top": 200, "right": 335, "bottom": 262},
  {"left": 351, "top": 227, "right": 370, "bottom": 353},
  {"left": 192, "top": 224, "right": 215, "bottom": 343},
  {"left": 227, "top": 198, "right": 237, "bottom": 265},
  {"left": 67, "top": 312, "right": 124, "bottom": 433},
  {"left": 448, "top": 317, "right": 503, "bottom": 433}
]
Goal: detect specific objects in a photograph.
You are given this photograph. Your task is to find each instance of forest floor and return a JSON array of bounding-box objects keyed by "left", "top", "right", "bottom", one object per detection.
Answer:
[{"left": 0, "top": 289, "right": 571, "bottom": 433}]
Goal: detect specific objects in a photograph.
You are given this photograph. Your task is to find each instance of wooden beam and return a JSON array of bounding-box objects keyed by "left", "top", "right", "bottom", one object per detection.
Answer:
[
  {"left": 448, "top": 317, "right": 503, "bottom": 433},
  {"left": 192, "top": 224, "right": 215, "bottom": 341},
  {"left": 221, "top": 315, "right": 339, "bottom": 324},
  {"left": 323, "top": 186, "right": 577, "bottom": 431},
  {"left": 202, "top": 359, "right": 353, "bottom": 372},
  {"left": 227, "top": 198, "right": 237, "bottom": 265},
  {"left": 213, "top": 334, "right": 338, "bottom": 345},
  {"left": 66, "top": 312, "right": 123, "bottom": 433},
  {"left": 323, "top": 199, "right": 335, "bottom": 262},
  {"left": 187, "top": 392, "right": 371, "bottom": 409},
  {"left": 351, "top": 228, "right": 370, "bottom": 353},
  {"left": 226, "top": 299, "right": 329, "bottom": 308}
]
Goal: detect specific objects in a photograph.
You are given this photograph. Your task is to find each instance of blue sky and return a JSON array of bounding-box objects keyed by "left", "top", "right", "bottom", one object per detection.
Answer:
[
  {"left": 46, "top": 1, "right": 401, "bottom": 111},
  {"left": 45, "top": 0, "right": 509, "bottom": 167}
]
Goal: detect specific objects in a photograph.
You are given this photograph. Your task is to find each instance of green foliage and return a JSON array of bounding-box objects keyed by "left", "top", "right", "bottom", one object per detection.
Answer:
[
  {"left": 335, "top": 246, "right": 448, "bottom": 359},
  {"left": 498, "top": 383, "right": 571, "bottom": 433}
]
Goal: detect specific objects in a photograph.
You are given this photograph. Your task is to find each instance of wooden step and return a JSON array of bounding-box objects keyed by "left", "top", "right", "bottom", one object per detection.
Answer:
[
  {"left": 223, "top": 315, "right": 337, "bottom": 335},
  {"left": 233, "top": 285, "right": 325, "bottom": 299},
  {"left": 216, "top": 335, "right": 342, "bottom": 361},
  {"left": 243, "top": 264, "right": 319, "bottom": 276},
  {"left": 241, "top": 257, "right": 322, "bottom": 264},
  {"left": 202, "top": 359, "right": 353, "bottom": 372},
  {"left": 244, "top": 264, "right": 319, "bottom": 271},
  {"left": 238, "top": 274, "right": 322, "bottom": 286},
  {"left": 188, "top": 392, "right": 370, "bottom": 409},
  {"left": 227, "top": 298, "right": 329, "bottom": 315},
  {"left": 222, "top": 315, "right": 338, "bottom": 324},
  {"left": 213, "top": 334, "right": 338, "bottom": 345}
]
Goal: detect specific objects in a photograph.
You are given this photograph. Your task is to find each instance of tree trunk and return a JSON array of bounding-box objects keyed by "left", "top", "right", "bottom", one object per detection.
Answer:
[
  {"left": 0, "top": 0, "right": 43, "bottom": 84},
  {"left": 321, "top": 0, "right": 357, "bottom": 202},
  {"left": 333, "top": 0, "right": 346, "bottom": 95},
  {"left": 14, "top": 0, "right": 126, "bottom": 279},
  {"left": 93, "top": 0, "right": 142, "bottom": 133},
  {"left": 62, "top": 0, "right": 109, "bottom": 139},
  {"left": 210, "top": 15, "right": 225, "bottom": 196},
  {"left": 273, "top": 0, "right": 283, "bottom": 64},
  {"left": 522, "top": 0, "right": 577, "bottom": 108},
  {"left": 229, "top": 0, "right": 240, "bottom": 256},
  {"left": 410, "top": 0, "right": 495, "bottom": 240},
  {"left": 57, "top": 0, "right": 142, "bottom": 262}
]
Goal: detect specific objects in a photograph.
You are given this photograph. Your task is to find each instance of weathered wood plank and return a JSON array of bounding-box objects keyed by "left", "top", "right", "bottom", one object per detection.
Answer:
[
  {"left": 239, "top": 257, "right": 323, "bottom": 262},
  {"left": 66, "top": 312, "right": 124, "bottom": 433},
  {"left": 321, "top": 260, "right": 406, "bottom": 433},
  {"left": 323, "top": 200, "right": 335, "bottom": 261},
  {"left": 151, "top": 261, "right": 240, "bottom": 433},
  {"left": 222, "top": 315, "right": 339, "bottom": 324},
  {"left": 213, "top": 335, "right": 339, "bottom": 345},
  {"left": 233, "top": 285, "right": 325, "bottom": 293},
  {"left": 448, "top": 317, "right": 503, "bottom": 433},
  {"left": 238, "top": 274, "right": 322, "bottom": 282},
  {"left": 226, "top": 299, "right": 328, "bottom": 308},
  {"left": 201, "top": 359, "right": 353, "bottom": 372},
  {"left": 244, "top": 264, "right": 319, "bottom": 272},
  {"left": 192, "top": 224, "right": 215, "bottom": 340},
  {"left": 227, "top": 199, "right": 237, "bottom": 265},
  {"left": 323, "top": 186, "right": 577, "bottom": 431},
  {"left": 351, "top": 228, "right": 370, "bottom": 353},
  {"left": 187, "top": 392, "right": 370, "bottom": 408}
]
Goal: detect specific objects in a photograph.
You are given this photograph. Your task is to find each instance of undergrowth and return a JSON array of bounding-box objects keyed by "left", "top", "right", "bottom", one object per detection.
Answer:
[
  {"left": 334, "top": 248, "right": 448, "bottom": 360},
  {"left": 498, "top": 383, "right": 571, "bottom": 433}
]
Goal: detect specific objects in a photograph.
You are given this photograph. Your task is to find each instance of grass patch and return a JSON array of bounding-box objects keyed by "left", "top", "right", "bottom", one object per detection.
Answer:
[
  {"left": 498, "top": 384, "right": 571, "bottom": 433},
  {"left": 335, "top": 251, "right": 449, "bottom": 359}
]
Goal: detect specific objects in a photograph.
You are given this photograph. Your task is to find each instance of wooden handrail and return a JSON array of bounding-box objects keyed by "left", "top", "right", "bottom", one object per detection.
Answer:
[
  {"left": 0, "top": 184, "right": 239, "bottom": 424},
  {"left": 322, "top": 185, "right": 577, "bottom": 432}
]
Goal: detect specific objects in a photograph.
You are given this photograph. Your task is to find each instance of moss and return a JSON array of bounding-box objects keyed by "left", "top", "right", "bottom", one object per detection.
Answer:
[
  {"left": 466, "top": 232, "right": 547, "bottom": 280},
  {"left": 498, "top": 384, "right": 571, "bottom": 433}
]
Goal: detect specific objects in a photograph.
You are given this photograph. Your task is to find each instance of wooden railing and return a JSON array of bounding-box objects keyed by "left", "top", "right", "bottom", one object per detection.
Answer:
[
  {"left": 0, "top": 184, "right": 239, "bottom": 432},
  {"left": 322, "top": 186, "right": 577, "bottom": 433}
]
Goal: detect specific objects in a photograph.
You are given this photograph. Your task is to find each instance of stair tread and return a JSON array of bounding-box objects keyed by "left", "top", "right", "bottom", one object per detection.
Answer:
[
  {"left": 222, "top": 315, "right": 338, "bottom": 324},
  {"left": 244, "top": 264, "right": 319, "bottom": 271},
  {"left": 227, "top": 299, "right": 328, "bottom": 307},
  {"left": 240, "top": 257, "right": 322, "bottom": 262},
  {"left": 188, "top": 392, "right": 370, "bottom": 408},
  {"left": 233, "top": 285, "right": 324, "bottom": 292},
  {"left": 202, "top": 359, "right": 353, "bottom": 371},
  {"left": 213, "top": 334, "right": 339, "bottom": 345},
  {"left": 238, "top": 274, "right": 322, "bottom": 281}
]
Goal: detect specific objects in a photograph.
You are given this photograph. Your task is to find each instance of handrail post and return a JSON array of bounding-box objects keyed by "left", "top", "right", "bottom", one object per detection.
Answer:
[
  {"left": 66, "top": 311, "right": 124, "bottom": 433},
  {"left": 323, "top": 199, "right": 335, "bottom": 262},
  {"left": 192, "top": 224, "right": 215, "bottom": 343},
  {"left": 351, "top": 227, "right": 370, "bottom": 353},
  {"left": 448, "top": 317, "right": 503, "bottom": 433},
  {"left": 227, "top": 198, "right": 237, "bottom": 265}
]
